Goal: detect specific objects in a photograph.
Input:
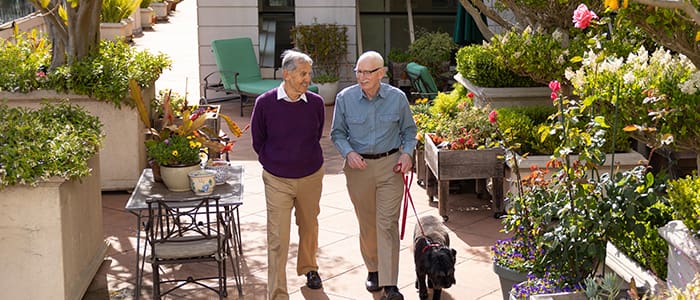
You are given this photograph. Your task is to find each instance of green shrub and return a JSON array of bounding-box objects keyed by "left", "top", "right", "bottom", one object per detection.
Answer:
[
  {"left": 0, "top": 101, "right": 104, "bottom": 189},
  {"left": 48, "top": 39, "right": 171, "bottom": 108},
  {"left": 1, "top": 33, "right": 171, "bottom": 108},
  {"left": 291, "top": 22, "right": 348, "bottom": 80},
  {"left": 407, "top": 31, "right": 457, "bottom": 75},
  {"left": 0, "top": 31, "right": 51, "bottom": 93},
  {"left": 668, "top": 174, "right": 700, "bottom": 239},
  {"left": 455, "top": 44, "right": 541, "bottom": 88},
  {"left": 496, "top": 106, "right": 557, "bottom": 154}
]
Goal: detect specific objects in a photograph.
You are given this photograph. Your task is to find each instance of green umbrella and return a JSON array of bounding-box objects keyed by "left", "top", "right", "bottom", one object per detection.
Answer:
[{"left": 453, "top": 5, "right": 486, "bottom": 46}]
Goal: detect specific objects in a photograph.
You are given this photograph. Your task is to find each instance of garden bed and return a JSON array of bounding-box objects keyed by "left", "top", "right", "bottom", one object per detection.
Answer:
[{"left": 424, "top": 133, "right": 505, "bottom": 220}]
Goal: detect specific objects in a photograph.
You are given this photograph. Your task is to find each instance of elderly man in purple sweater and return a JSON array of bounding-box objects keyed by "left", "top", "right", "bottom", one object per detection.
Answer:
[{"left": 250, "top": 50, "right": 325, "bottom": 300}]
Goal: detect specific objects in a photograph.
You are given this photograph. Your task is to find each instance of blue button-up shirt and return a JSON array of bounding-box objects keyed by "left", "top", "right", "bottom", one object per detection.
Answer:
[{"left": 331, "top": 83, "right": 417, "bottom": 158}]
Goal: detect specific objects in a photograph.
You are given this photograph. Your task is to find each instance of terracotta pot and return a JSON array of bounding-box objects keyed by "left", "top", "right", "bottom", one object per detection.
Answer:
[{"left": 160, "top": 164, "right": 200, "bottom": 192}]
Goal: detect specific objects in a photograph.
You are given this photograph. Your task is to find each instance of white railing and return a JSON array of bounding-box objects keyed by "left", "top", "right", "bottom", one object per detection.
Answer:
[{"left": 0, "top": 12, "right": 46, "bottom": 41}]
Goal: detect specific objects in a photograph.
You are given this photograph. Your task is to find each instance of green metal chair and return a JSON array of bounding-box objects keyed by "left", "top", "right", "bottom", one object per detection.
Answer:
[
  {"left": 406, "top": 62, "right": 439, "bottom": 100},
  {"left": 202, "top": 37, "right": 318, "bottom": 116}
]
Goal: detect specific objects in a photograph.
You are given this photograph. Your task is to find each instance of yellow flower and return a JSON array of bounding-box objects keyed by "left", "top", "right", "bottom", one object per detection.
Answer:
[
  {"left": 172, "top": 150, "right": 179, "bottom": 157},
  {"left": 604, "top": 0, "right": 619, "bottom": 11},
  {"left": 695, "top": 31, "right": 700, "bottom": 42}
]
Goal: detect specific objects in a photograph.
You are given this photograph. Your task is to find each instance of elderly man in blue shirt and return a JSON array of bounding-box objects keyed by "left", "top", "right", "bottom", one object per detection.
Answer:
[{"left": 330, "top": 50, "right": 417, "bottom": 300}]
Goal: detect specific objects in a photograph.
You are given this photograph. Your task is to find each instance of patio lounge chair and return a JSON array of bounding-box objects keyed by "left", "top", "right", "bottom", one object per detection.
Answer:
[
  {"left": 406, "top": 62, "right": 439, "bottom": 100},
  {"left": 202, "top": 37, "right": 318, "bottom": 116}
]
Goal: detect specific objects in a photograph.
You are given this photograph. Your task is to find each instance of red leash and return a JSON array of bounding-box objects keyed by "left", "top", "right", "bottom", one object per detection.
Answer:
[{"left": 395, "top": 163, "right": 425, "bottom": 239}]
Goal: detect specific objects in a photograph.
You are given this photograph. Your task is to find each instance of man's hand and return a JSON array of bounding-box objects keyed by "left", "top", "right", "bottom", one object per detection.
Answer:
[
  {"left": 396, "top": 153, "right": 413, "bottom": 173},
  {"left": 347, "top": 151, "right": 367, "bottom": 169}
]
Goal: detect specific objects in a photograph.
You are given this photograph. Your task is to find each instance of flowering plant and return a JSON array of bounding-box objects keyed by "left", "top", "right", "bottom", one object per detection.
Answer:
[
  {"left": 511, "top": 273, "right": 585, "bottom": 300},
  {"left": 130, "top": 80, "right": 248, "bottom": 166}
]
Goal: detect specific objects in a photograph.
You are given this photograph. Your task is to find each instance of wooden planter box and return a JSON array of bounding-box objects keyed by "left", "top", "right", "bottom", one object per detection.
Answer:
[
  {"left": 424, "top": 133, "right": 505, "bottom": 220},
  {"left": 2, "top": 86, "right": 155, "bottom": 191},
  {"left": 0, "top": 155, "right": 108, "bottom": 300}
]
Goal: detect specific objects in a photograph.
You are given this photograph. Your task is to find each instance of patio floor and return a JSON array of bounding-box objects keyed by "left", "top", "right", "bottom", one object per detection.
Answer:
[{"left": 82, "top": 1, "right": 510, "bottom": 299}]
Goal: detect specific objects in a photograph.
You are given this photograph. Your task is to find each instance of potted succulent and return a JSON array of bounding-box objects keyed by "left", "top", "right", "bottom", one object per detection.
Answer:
[
  {"left": 291, "top": 21, "right": 348, "bottom": 106},
  {"left": 0, "top": 102, "right": 106, "bottom": 300}
]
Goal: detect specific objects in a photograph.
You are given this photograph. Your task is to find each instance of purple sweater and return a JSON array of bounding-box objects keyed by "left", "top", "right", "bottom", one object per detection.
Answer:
[{"left": 250, "top": 88, "right": 325, "bottom": 178}]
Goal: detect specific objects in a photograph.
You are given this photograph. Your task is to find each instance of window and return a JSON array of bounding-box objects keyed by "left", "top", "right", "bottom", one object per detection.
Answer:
[{"left": 259, "top": 0, "right": 295, "bottom": 68}]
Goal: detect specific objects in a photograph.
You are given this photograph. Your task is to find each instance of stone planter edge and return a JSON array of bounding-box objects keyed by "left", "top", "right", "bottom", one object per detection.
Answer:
[
  {"left": 605, "top": 241, "right": 665, "bottom": 293},
  {"left": 0, "top": 155, "right": 107, "bottom": 299},
  {"left": 658, "top": 220, "right": 700, "bottom": 290}
]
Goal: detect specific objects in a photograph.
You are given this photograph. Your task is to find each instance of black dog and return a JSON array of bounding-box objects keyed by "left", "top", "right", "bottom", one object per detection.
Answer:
[{"left": 413, "top": 215, "right": 457, "bottom": 300}]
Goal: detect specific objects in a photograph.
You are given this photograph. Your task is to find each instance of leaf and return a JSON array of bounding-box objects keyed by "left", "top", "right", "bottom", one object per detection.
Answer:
[
  {"left": 128, "top": 79, "right": 150, "bottom": 129},
  {"left": 220, "top": 114, "right": 243, "bottom": 137}
]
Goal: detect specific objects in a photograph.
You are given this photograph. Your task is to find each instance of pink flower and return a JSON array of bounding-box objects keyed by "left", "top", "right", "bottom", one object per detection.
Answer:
[
  {"left": 488, "top": 110, "right": 498, "bottom": 124},
  {"left": 572, "top": 4, "right": 598, "bottom": 29},
  {"left": 551, "top": 92, "right": 558, "bottom": 100},
  {"left": 548, "top": 80, "right": 561, "bottom": 93},
  {"left": 36, "top": 71, "right": 46, "bottom": 77}
]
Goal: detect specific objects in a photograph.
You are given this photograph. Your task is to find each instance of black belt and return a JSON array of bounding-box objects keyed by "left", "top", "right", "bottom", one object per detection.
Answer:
[{"left": 360, "top": 148, "right": 399, "bottom": 160}]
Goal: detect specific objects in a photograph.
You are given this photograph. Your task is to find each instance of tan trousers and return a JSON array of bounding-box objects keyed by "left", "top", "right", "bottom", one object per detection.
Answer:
[
  {"left": 263, "top": 167, "right": 324, "bottom": 300},
  {"left": 343, "top": 152, "right": 403, "bottom": 286}
]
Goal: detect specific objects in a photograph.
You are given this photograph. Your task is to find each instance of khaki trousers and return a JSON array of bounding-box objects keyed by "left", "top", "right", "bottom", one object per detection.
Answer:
[
  {"left": 343, "top": 152, "right": 403, "bottom": 286},
  {"left": 263, "top": 167, "right": 324, "bottom": 300}
]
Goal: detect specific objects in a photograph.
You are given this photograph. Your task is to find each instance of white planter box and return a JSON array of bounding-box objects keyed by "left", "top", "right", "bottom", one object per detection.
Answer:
[
  {"left": 605, "top": 242, "right": 665, "bottom": 293},
  {"left": 150, "top": 2, "right": 168, "bottom": 21},
  {"left": 140, "top": 7, "right": 154, "bottom": 28},
  {"left": 0, "top": 155, "right": 108, "bottom": 300},
  {"left": 454, "top": 73, "right": 551, "bottom": 108},
  {"left": 659, "top": 220, "right": 700, "bottom": 290},
  {"left": 1, "top": 87, "right": 155, "bottom": 191},
  {"left": 100, "top": 20, "right": 128, "bottom": 42}
]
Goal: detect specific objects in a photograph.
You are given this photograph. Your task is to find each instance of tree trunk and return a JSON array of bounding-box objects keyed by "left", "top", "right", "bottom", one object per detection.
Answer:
[{"left": 30, "top": 0, "right": 101, "bottom": 68}]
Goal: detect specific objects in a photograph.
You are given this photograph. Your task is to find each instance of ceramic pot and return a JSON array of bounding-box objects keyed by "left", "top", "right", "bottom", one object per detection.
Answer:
[
  {"left": 160, "top": 164, "right": 200, "bottom": 192},
  {"left": 188, "top": 170, "right": 216, "bottom": 195},
  {"left": 493, "top": 262, "right": 528, "bottom": 300}
]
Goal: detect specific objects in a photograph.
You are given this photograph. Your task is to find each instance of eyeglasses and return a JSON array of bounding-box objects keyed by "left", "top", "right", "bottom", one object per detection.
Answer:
[{"left": 354, "top": 67, "right": 381, "bottom": 76}]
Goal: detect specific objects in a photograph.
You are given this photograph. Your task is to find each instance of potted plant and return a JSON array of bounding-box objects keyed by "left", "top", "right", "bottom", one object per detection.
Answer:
[
  {"left": 150, "top": 0, "right": 168, "bottom": 21},
  {"left": 659, "top": 174, "right": 700, "bottom": 290},
  {"left": 100, "top": 0, "right": 140, "bottom": 42},
  {"left": 387, "top": 48, "right": 411, "bottom": 88},
  {"left": 129, "top": 80, "right": 248, "bottom": 191},
  {"left": 419, "top": 88, "right": 506, "bottom": 220},
  {"left": 0, "top": 101, "right": 106, "bottom": 300},
  {"left": 291, "top": 21, "right": 348, "bottom": 106},
  {"left": 407, "top": 30, "right": 457, "bottom": 91},
  {"left": 140, "top": 0, "right": 155, "bottom": 29}
]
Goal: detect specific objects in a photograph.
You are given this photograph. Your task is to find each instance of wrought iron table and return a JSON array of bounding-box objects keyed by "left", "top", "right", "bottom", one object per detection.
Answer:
[{"left": 125, "top": 167, "right": 244, "bottom": 298}]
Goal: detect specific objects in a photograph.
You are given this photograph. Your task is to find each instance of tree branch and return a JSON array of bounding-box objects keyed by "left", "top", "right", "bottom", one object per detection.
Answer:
[{"left": 633, "top": 0, "right": 700, "bottom": 25}]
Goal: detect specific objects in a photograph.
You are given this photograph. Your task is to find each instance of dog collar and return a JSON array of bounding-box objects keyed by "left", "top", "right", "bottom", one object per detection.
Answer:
[{"left": 421, "top": 243, "right": 441, "bottom": 254}]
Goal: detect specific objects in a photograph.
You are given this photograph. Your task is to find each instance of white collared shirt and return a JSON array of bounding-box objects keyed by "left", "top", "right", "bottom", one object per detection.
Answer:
[{"left": 277, "top": 83, "right": 308, "bottom": 103}]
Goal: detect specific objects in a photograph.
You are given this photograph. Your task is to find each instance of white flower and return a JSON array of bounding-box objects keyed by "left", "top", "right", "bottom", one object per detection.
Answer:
[
  {"left": 623, "top": 72, "right": 636, "bottom": 85},
  {"left": 600, "top": 57, "right": 623, "bottom": 73},
  {"left": 679, "top": 71, "right": 700, "bottom": 94}
]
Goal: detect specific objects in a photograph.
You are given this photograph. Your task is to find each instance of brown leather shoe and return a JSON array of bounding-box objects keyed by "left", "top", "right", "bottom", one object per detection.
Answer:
[
  {"left": 380, "top": 286, "right": 404, "bottom": 300},
  {"left": 306, "top": 271, "right": 322, "bottom": 289},
  {"left": 365, "top": 272, "right": 381, "bottom": 292}
]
